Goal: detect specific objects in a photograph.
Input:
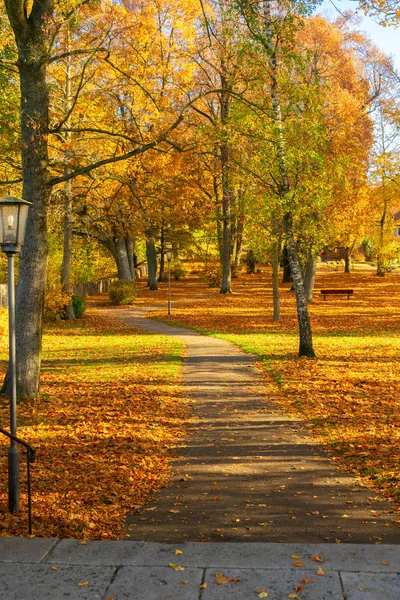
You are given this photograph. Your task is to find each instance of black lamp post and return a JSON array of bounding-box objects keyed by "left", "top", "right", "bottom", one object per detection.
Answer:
[
  {"left": 0, "top": 194, "right": 32, "bottom": 514},
  {"left": 166, "top": 248, "right": 173, "bottom": 316}
]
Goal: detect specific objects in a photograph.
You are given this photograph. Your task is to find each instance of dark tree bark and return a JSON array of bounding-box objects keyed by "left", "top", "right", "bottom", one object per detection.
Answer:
[
  {"left": 5, "top": 0, "right": 53, "bottom": 396},
  {"left": 343, "top": 247, "right": 351, "bottom": 274},
  {"left": 281, "top": 244, "right": 292, "bottom": 283},
  {"left": 105, "top": 235, "right": 136, "bottom": 283},
  {"left": 158, "top": 227, "right": 166, "bottom": 282},
  {"left": 145, "top": 227, "right": 158, "bottom": 290}
]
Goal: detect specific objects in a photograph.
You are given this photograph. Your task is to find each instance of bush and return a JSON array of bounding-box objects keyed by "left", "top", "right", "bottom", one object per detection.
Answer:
[
  {"left": 170, "top": 262, "right": 186, "bottom": 281},
  {"left": 109, "top": 280, "right": 136, "bottom": 305},
  {"left": 204, "top": 269, "right": 221, "bottom": 288},
  {"left": 72, "top": 295, "right": 86, "bottom": 318},
  {"left": 44, "top": 284, "right": 71, "bottom": 321}
]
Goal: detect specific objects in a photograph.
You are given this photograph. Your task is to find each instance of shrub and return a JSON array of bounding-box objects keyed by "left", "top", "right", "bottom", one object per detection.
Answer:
[
  {"left": 72, "top": 295, "right": 86, "bottom": 318},
  {"left": 109, "top": 280, "right": 136, "bottom": 305},
  {"left": 170, "top": 262, "right": 186, "bottom": 281},
  {"left": 204, "top": 269, "right": 221, "bottom": 288},
  {"left": 44, "top": 284, "right": 71, "bottom": 321}
]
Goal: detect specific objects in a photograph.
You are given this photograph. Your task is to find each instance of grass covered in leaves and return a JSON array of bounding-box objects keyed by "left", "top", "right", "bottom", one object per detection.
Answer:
[
  {"left": 139, "top": 265, "right": 400, "bottom": 510},
  {"left": 0, "top": 305, "right": 186, "bottom": 539}
]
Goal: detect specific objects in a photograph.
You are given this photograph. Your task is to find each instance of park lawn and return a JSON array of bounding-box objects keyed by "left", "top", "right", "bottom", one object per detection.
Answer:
[
  {"left": 140, "top": 266, "right": 400, "bottom": 511},
  {"left": 0, "top": 305, "right": 186, "bottom": 539}
]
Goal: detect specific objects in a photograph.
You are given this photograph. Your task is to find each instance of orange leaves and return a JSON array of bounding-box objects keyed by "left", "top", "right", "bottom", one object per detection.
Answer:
[
  {"left": 0, "top": 304, "right": 186, "bottom": 539},
  {"left": 215, "top": 573, "right": 242, "bottom": 585}
]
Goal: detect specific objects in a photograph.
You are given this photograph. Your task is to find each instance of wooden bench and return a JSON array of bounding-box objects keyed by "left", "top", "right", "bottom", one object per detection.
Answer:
[{"left": 321, "top": 289, "right": 354, "bottom": 300}]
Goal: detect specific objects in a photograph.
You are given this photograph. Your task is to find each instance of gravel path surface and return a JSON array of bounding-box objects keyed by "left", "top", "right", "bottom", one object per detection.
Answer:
[{"left": 98, "top": 307, "right": 399, "bottom": 544}]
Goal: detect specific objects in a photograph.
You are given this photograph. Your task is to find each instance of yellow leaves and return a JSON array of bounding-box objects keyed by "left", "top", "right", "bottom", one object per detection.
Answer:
[
  {"left": 293, "top": 562, "right": 304, "bottom": 568},
  {"left": 175, "top": 549, "right": 183, "bottom": 555},
  {"left": 77, "top": 581, "right": 89, "bottom": 587},
  {"left": 215, "top": 573, "right": 242, "bottom": 585},
  {"left": 168, "top": 563, "right": 185, "bottom": 572},
  {"left": 255, "top": 590, "right": 269, "bottom": 598}
]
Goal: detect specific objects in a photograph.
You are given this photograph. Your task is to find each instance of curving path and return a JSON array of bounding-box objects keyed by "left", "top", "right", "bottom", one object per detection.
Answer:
[{"left": 98, "top": 307, "right": 399, "bottom": 544}]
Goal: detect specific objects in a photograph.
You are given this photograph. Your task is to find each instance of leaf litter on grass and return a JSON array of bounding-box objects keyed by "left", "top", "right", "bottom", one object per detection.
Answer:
[{"left": 0, "top": 305, "right": 187, "bottom": 538}]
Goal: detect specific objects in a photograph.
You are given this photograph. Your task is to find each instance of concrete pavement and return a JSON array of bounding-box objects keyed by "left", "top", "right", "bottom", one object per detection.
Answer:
[{"left": 0, "top": 536, "right": 399, "bottom": 599}]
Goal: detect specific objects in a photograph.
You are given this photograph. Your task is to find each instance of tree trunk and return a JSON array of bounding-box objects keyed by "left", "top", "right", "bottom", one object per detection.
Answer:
[
  {"left": 219, "top": 57, "right": 232, "bottom": 294},
  {"left": 284, "top": 215, "right": 315, "bottom": 357},
  {"left": 60, "top": 172, "right": 75, "bottom": 318},
  {"left": 377, "top": 203, "right": 387, "bottom": 277},
  {"left": 146, "top": 228, "right": 158, "bottom": 290},
  {"left": 304, "top": 248, "right": 317, "bottom": 303},
  {"left": 262, "top": 0, "right": 315, "bottom": 357},
  {"left": 105, "top": 236, "right": 136, "bottom": 287},
  {"left": 60, "top": 31, "right": 75, "bottom": 319},
  {"left": 344, "top": 247, "right": 351, "bottom": 274},
  {"left": 271, "top": 238, "right": 281, "bottom": 321},
  {"left": 126, "top": 235, "right": 134, "bottom": 279},
  {"left": 281, "top": 244, "right": 292, "bottom": 283},
  {"left": 158, "top": 227, "right": 166, "bottom": 282},
  {"left": 7, "top": 2, "right": 53, "bottom": 396}
]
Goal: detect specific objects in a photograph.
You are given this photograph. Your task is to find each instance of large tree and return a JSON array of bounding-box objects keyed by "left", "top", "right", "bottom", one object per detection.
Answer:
[{"left": 2, "top": 0, "right": 194, "bottom": 395}]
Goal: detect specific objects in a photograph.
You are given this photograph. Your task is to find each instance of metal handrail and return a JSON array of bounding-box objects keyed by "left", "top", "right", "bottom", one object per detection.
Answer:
[{"left": 0, "top": 427, "right": 35, "bottom": 535}]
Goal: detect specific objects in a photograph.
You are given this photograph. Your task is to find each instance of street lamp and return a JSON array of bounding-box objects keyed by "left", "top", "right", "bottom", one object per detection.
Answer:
[
  {"left": 0, "top": 194, "right": 32, "bottom": 514},
  {"left": 165, "top": 247, "right": 173, "bottom": 316}
]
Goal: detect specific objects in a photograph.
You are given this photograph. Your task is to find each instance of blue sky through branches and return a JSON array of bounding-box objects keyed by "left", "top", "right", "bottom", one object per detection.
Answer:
[{"left": 318, "top": 0, "right": 399, "bottom": 69}]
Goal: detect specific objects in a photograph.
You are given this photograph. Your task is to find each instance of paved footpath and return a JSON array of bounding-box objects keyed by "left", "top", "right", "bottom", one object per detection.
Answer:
[
  {"left": 1, "top": 536, "right": 400, "bottom": 599},
  {"left": 104, "top": 307, "right": 400, "bottom": 546},
  {"left": 1, "top": 307, "right": 399, "bottom": 599}
]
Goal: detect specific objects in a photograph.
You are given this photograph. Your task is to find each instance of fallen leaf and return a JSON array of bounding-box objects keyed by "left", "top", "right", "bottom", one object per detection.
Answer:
[
  {"left": 169, "top": 509, "right": 180, "bottom": 514},
  {"left": 51, "top": 566, "right": 58, "bottom": 571},
  {"left": 77, "top": 581, "right": 89, "bottom": 587},
  {"left": 216, "top": 574, "right": 242, "bottom": 585},
  {"left": 288, "top": 595, "right": 298, "bottom": 599},
  {"left": 291, "top": 555, "right": 302, "bottom": 559},
  {"left": 200, "top": 583, "right": 208, "bottom": 589},
  {"left": 181, "top": 580, "right": 189, "bottom": 585},
  {"left": 301, "top": 578, "right": 312, "bottom": 584},
  {"left": 293, "top": 562, "right": 304, "bottom": 567},
  {"left": 382, "top": 561, "right": 390, "bottom": 565},
  {"left": 312, "top": 555, "right": 324, "bottom": 563},
  {"left": 317, "top": 568, "right": 325, "bottom": 576},
  {"left": 175, "top": 549, "right": 183, "bottom": 555}
]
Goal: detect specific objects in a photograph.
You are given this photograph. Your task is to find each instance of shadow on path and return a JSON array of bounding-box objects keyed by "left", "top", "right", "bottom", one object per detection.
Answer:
[{"left": 97, "top": 307, "right": 400, "bottom": 544}]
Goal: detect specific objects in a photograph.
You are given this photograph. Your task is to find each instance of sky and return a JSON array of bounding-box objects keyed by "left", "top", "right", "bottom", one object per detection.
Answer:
[{"left": 318, "top": 0, "right": 399, "bottom": 70}]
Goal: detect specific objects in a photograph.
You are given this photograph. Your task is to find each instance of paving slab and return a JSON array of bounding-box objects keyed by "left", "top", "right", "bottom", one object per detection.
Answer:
[
  {"left": 0, "top": 536, "right": 58, "bottom": 563},
  {"left": 106, "top": 566, "right": 204, "bottom": 600},
  {"left": 202, "top": 567, "right": 343, "bottom": 600},
  {"left": 341, "top": 572, "right": 400, "bottom": 600},
  {"left": 0, "top": 563, "right": 114, "bottom": 600},
  {"left": 96, "top": 307, "right": 400, "bottom": 544},
  {"left": 43, "top": 539, "right": 400, "bottom": 572}
]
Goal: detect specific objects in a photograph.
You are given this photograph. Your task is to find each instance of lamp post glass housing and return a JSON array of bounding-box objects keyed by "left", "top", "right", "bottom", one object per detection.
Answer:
[
  {"left": 0, "top": 195, "right": 31, "bottom": 514},
  {"left": 0, "top": 196, "right": 31, "bottom": 250}
]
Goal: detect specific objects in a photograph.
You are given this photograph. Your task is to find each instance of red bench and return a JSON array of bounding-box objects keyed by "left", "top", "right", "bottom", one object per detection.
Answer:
[{"left": 321, "top": 289, "right": 354, "bottom": 300}]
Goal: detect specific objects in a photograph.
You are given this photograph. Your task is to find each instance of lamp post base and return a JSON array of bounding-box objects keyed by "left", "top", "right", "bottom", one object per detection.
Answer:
[{"left": 8, "top": 445, "right": 20, "bottom": 514}]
